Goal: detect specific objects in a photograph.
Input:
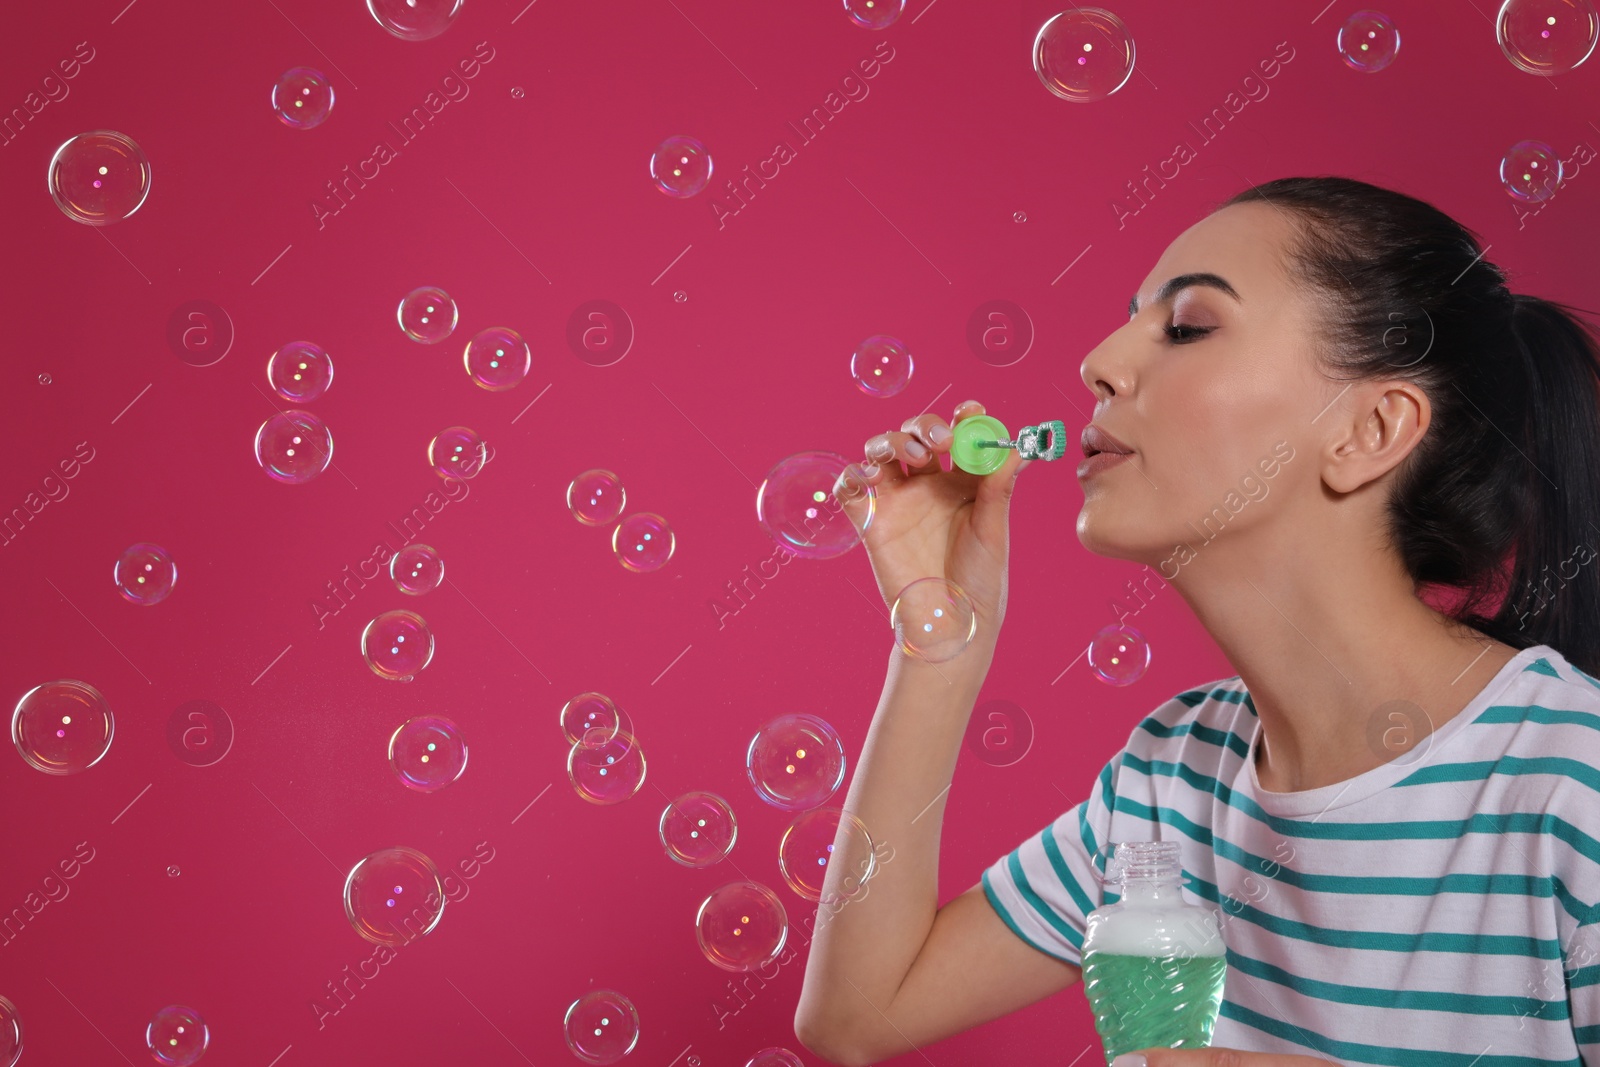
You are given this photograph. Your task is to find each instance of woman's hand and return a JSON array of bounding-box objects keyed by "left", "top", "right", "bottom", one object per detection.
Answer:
[{"left": 1111, "top": 1049, "right": 1342, "bottom": 1066}]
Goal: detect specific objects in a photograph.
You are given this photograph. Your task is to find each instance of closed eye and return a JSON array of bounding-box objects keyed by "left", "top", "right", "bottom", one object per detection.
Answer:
[{"left": 1164, "top": 324, "right": 1213, "bottom": 343}]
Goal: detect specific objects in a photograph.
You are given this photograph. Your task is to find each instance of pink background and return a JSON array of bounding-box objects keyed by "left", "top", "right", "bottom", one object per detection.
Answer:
[{"left": 3, "top": 1, "right": 1599, "bottom": 1065}]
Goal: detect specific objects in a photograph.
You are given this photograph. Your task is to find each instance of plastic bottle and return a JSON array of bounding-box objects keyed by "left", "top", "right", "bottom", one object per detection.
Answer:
[{"left": 1080, "top": 840, "right": 1228, "bottom": 1063}]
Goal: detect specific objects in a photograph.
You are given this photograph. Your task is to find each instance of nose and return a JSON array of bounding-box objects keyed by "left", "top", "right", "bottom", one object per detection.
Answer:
[{"left": 1079, "top": 327, "right": 1135, "bottom": 401}]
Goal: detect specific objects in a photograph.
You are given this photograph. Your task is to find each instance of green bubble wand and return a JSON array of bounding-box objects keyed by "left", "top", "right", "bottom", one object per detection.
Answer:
[{"left": 949, "top": 416, "right": 1070, "bottom": 475}]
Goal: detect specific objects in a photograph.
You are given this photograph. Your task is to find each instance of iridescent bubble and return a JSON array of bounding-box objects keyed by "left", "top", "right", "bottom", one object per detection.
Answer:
[
  {"left": 271, "top": 67, "right": 335, "bottom": 128},
  {"left": 114, "top": 542, "right": 178, "bottom": 606},
  {"left": 463, "top": 326, "right": 531, "bottom": 391},
  {"left": 695, "top": 881, "right": 788, "bottom": 971},
  {"left": 563, "top": 990, "right": 640, "bottom": 1065},
  {"left": 38, "top": 373, "right": 52, "bottom": 385},
  {"left": 361, "top": 610, "right": 436, "bottom": 682},
  {"left": 398, "top": 285, "right": 459, "bottom": 344},
  {"left": 673, "top": 290, "right": 687, "bottom": 302},
  {"left": 1497, "top": 0, "right": 1598, "bottom": 75},
  {"left": 47, "top": 130, "right": 151, "bottom": 225},
  {"left": 756, "top": 452, "right": 875, "bottom": 560},
  {"left": 167, "top": 865, "right": 181, "bottom": 877},
  {"left": 659, "top": 791, "right": 738, "bottom": 867},
  {"left": 1032, "top": 8, "right": 1136, "bottom": 102},
  {"left": 12, "top": 680, "right": 114, "bottom": 775},
  {"left": 255, "top": 410, "right": 333, "bottom": 484},
  {"left": 0, "top": 996, "right": 18, "bottom": 1067},
  {"left": 1088, "top": 623, "right": 1151, "bottom": 686},
  {"left": 1501, "top": 139, "right": 1565, "bottom": 202},
  {"left": 559, "top": 692, "right": 634, "bottom": 746},
  {"left": 267, "top": 341, "right": 334, "bottom": 402},
  {"left": 367, "top": 0, "right": 463, "bottom": 40},
  {"left": 612, "top": 513, "right": 676, "bottom": 573},
  {"left": 746, "top": 713, "right": 846, "bottom": 811},
  {"left": 568, "top": 729, "right": 647, "bottom": 805},
  {"left": 428, "top": 426, "right": 488, "bottom": 479},
  {"left": 778, "top": 806, "right": 876, "bottom": 904},
  {"left": 650, "top": 135, "right": 714, "bottom": 197},
  {"left": 850, "top": 335, "right": 914, "bottom": 398},
  {"left": 343, "top": 846, "right": 445, "bottom": 945},
  {"left": 146, "top": 1005, "right": 207, "bottom": 1067},
  {"left": 389, "top": 715, "right": 467, "bottom": 792},
  {"left": 890, "top": 577, "right": 977, "bottom": 663},
  {"left": 1337, "top": 11, "right": 1401, "bottom": 71},
  {"left": 843, "top": 0, "right": 905, "bottom": 29},
  {"left": 567, "top": 470, "right": 627, "bottom": 526},
  {"left": 390, "top": 543, "right": 445, "bottom": 595},
  {"left": 745, "top": 1050, "right": 805, "bottom": 1067}
]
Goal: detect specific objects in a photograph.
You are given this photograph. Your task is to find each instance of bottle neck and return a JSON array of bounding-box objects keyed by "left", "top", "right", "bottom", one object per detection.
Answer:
[{"left": 1117, "top": 875, "right": 1182, "bottom": 904}]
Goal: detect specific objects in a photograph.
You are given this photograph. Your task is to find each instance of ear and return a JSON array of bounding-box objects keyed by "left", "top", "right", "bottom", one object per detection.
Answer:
[{"left": 1323, "top": 379, "right": 1430, "bottom": 494}]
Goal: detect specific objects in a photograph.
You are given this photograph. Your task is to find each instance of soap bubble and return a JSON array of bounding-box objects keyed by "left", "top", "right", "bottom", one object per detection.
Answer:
[
  {"left": 1337, "top": 11, "right": 1401, "bottom": 71},
  {"left": 745, "top": 1050, "right": 805, "bottom": 1067},
  {"left": 114, "top": 542, "right": 178, "bottom": 606},
  {"left": 891, "top": 577, "right": 977, "bottom": 663},
  {"left": 696, "top": 881, "right": 788, "bottom": 971},
  {"left": 568, "top": 729, "right": 647, "bottom": 804},
  {"left": 0, "top": 995, "right": 18, "bottom": 1067},
  {"left": 778, "top": 806, "right": 876, "bottom": 903},
  {"left": 146, "top": 1005, "right": 208, "bottom": 1067},
  {"left": 612, "top": 513, "right": 676, "bottom": 572},
  {"left": 463, "top": 326, "right": 531, "bottom": 391},
  {"left": 563, "top": 990, "right": 640, "bottom": 1065},
  {"left": 267, "top": 341, "right": 334, "bottom": 402},
  {"left": 343, "top": 846, "right": 445, "bottom": 945},
  {"left": 361, "top": 610, "right": 436, "bottom": 682},
  {"left": 1088, "top": 624, "right": 1151, "bottom": 686},
  {"left": 659, "top": 791, "right": 738, "bottom": 867},
  {"left": 428, "top": 426, "right": 488, "bottom": 479},
  {"left": 12, "top": 680, "right": 114, "bottom": 775},
  {"left": 398, "top": 285, "right": 459, "bottom": 344},
  {"left": 746, "top": 713, "right": 846, "bottom": 811},
  {"left": 568, "top": 470, "right": 627, "bottom": 526},
  {"left": 843, "top": 0, "right": 905, "bottom": 29},
  {"left": 389, "top": 716, "right": 467, "bottom": 792},
  {"left": 47, "top": 130, "right": 151, "bottom": 225},
  {"left": 559, "top": 692, "right": 634, "bottom": 746},
  {"left": 650, "top": 135, "right": 713, "bottom": 197},
  {"left": 850, "top": 335, "right": 914, "bottom": 398},
  {"left": 1501, "top": 140, "right": 1565, "bottom": 202},
  {"left": 1497, "top": 0, "right": 1598, "bottom": 75},
  {"left": 271, "top": 67, "right": 335, "bottom": 128},
  {"left": 255, "top": 410, "right": 333, "bottom": 484},
  {"left": 756, "top": 452, "right": 874, "bottom": 560},
  {"left": 367, "top": 0, "right": 462, "bottom": 40},
  {"left": 1032, "top": 9, "right": 1136, "bottom": 102},
  {"left": 390, "top": 543, "right": 445, "bottom": 595}
]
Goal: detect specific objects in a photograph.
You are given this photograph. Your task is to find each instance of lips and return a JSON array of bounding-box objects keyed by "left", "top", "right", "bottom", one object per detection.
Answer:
[{"left": 1081, "top": 424, "right": 1134, "bottom": 458}]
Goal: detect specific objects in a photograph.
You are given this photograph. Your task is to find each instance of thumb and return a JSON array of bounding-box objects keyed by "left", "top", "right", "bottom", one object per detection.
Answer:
[{"left": 969, "top": 447, "right": 1028, "bottom": 547}]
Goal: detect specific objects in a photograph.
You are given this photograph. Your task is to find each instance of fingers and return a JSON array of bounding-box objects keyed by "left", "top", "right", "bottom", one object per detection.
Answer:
[{"left": 856, "top": 400, "right": 987, "bottom": 490}]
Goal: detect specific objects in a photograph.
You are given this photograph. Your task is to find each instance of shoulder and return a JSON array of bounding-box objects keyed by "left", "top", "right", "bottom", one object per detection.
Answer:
[{"left": 1109, "top": 672, "right": 1257, "bottom": 789}]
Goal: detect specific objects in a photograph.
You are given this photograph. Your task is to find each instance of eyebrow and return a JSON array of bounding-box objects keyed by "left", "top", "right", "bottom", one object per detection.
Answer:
[{"left": 1128, "top": 272, "right": 1242, "bottom": 318}]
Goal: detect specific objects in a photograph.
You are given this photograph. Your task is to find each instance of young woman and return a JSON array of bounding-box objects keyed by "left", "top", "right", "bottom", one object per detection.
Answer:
[{"left": 794, "top": 176, "right": 1600, "bottom": 1067}]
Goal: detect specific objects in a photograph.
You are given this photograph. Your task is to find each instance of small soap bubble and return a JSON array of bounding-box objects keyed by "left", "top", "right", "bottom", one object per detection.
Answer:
[
  {"left": 756, "top": 452, "right": 875, "bottom": 560},
  {"left": 267, "top": 341, "right": 334, "bottom": 402},
  {"left": 428, "top": 426, "right": 488, "bottom": 479},
  {"left": 745, "top": 1050, "right": 805, "bottom": 1067},
  {"left": 367, "top": 0, "right": 462, "bottom": 40},
  {"left": 559, "top": 692, "right": 634, "bottom": 746},
  {"left": 650, "top": 135, "right": 713, "bottom": 197},
  {"left": 389, "top": 715, "right": 467, "bottom": 792},
  {"left": 360, "top": 610, "right": 436, "bottom": 682},
  {"left": 255, "top": 410, "right": 333, "bottom": 484},
  {"left": 146, "top": 1005, "right": 208, "bottom": 1067},
  {"left": 511, "top": 86, "right": 525, "bottom": 99},
  {"left": 114, "top": 542, "right": 178, "bottom": 606},
  {"left": 695, "top": 881, "right": 788, "bottom": 971},
  {"left": 891, "top": 577, "right": 976, "bottom": 663},
  {"left": 568, "top": 729, "right": 647, "bottom": 804},
  {"left": 746, "top": 713, "right": 846, "bottom": 811},
  {"left": 849, "top": 335, "right": 914, "bottom": 398},
  {"left": 167, "top": 865, "right": 180, "bottom": 877},
  {"left": 1501, "top": 140, "right": 1565, "bottom": 202},
  {"left": 1337, "top": 11, "right": 1401, "bottom": 71},
  {"left": 12, "top": 680, "right": 114, "bottom": 775},
  {"left": 1013, "top": 210, "right": 1027, "bottom": 223},
  {"left": 843, "top": 0, "right": 905, "bottom": 29},
  {"left": 272, "top": 67, "right": 335, "bottom": 128},
  {"left": 1087, "top": 623, "right": 1151, "bottom": 686},
  {"left": 463, "top": 326, "right": 531, "bottom": 391},
  {"left": 0, "top": 996, "right": 18, "bottom": 1067},
  {"left": 567, "top": 470, "right": 627, "bottom": 526},
  {"left": 38, "top": 373, "right": 51, "bottom": 385},
  {"left": 563, "top": 990, "right": 640, "bottom": 1065},
  {"left": 398, "top": 285, "right": 459, "bottom": 344},
  {"left": 1032, "top": 9, "right": 1136, "bottom": 102},
  {"left": 343, "top": 846, "right": 445, "bottom": 945},
  {"left": 1497, "top": 0, "right": 1599, "bottom": 75},
  {"left": 673, "top": 290, "right": 687, "bottom": 302},
  {"left": 47, "top": 130, "right": 151, "bottom": 225},
  {"left": 612, "top": 513, "right": 676, "bottom": 572},
  {"left": 778, "top": 806, "right": 875, "bottom": 904},
  {"left": 659, "top": 791, "right": 738, "bottom": 867},
  {"left": 390, "top": 543, "right": 445, "bottom": 595}
]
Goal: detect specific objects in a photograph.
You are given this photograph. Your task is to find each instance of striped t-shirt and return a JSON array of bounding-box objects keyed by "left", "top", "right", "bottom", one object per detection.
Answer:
[{"left": 982, "top": 643, "right": 1600, "bottom": 1064}]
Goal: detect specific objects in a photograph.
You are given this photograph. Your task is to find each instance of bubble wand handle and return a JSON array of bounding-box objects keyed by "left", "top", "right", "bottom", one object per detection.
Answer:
[{"left": 951, "top": 417, "right": 1069, "bottom": 474}]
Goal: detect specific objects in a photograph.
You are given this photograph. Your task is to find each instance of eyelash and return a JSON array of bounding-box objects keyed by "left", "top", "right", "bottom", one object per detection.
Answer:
[{"left": 1164, "top": 323, "right": 1212, "bottom": 343}]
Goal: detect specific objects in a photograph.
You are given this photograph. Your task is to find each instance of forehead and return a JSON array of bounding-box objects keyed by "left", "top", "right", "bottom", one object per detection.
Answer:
[{"left": 1139, "top": 201, "right": 1300, "bottom": 302}]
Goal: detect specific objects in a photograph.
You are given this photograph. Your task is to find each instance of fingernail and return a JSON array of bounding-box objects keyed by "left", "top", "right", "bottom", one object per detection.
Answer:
[
  {"left": 867, "top": 441, "right": 892, "bottom": 461},
  {"left": 929, "top": 425, "right": 951, "bottom": 445},
  {"left": 861, "top": 463, "right": 879, "bottom": 478},
  {"left": 1111, "top": 1055, "right": 1147, "bottom": 1067},
  {"left": 906, "top": 440, "right": 928, "bottom": 459}
]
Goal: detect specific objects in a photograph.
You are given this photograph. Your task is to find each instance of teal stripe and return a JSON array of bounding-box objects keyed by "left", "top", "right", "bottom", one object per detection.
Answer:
[
  {"left": 980, "top": 867, "right": 1075, "bottom": 963},
  {"left": 1526, "top": 657, "right": 1562, "bottom": 679},
  {"left": 1003, "top": 835, "right": 1084, "bottom": 954}
]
